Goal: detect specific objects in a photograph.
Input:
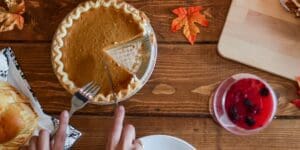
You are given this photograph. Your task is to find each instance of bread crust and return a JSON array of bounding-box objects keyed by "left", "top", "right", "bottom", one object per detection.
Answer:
[{"left": 0, "top": 81, "right": 38, "bottom": 149}]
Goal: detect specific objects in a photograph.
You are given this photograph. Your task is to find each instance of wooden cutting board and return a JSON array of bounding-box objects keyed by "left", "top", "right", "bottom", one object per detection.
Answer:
[{"left": 218, "top": 0, "right": 300, "bottom": 80}]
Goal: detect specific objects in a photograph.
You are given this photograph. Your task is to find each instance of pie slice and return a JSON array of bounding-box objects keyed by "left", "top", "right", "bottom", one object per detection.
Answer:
[
  {"left": 52, "top": 0, "right": 150, "bottom": 102},
  {"left": 103, "top": 33, "right": 144, "bottom": 73}
]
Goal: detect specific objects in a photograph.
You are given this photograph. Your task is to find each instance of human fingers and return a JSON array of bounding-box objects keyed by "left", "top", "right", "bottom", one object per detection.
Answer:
[
  {"left": 106, "top": 105, "right": 125, "bottom": 150},
  {"left": 52, "top": 111, "right": 69, "bottom": 150},
  {"left": 132, "top": 139, "right": 143, "bottom": 150},
  {"left": 119, "top": 124, "right": 136, "bottom": 149},
  {"left": 28, "top": 136, "right": 38, "bottom": 150},
  {"left": 38, "top": 130, "right": 50, "bottom": 150}
]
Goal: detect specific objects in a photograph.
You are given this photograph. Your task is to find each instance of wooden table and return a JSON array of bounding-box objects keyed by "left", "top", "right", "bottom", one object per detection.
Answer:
[{"left": 1, "top": 0, "right": 300, "bottom": 149}]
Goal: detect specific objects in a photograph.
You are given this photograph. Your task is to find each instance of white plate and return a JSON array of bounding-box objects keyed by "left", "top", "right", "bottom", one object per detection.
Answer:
[{"left": 139, "top": 135, "right": 196, "bottom": 150}]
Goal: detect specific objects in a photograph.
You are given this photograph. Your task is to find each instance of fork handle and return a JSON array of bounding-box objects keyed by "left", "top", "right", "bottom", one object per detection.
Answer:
[{"left": 69, "top": 108, "right": 76, "bottom": 118}]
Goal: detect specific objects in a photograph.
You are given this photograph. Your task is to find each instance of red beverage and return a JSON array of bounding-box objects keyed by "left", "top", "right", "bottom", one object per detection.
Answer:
[
  {"left": 210, "top": 73, "right": 277, "bottom": 135},
  {"left": 225, "top": 79, "right": 274, "bottom": 129}
]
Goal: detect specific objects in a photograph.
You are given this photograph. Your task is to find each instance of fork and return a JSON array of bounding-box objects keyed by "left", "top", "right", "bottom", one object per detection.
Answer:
[
  {"left": 51, "top": 82, "right": 99, "bottom": 138},
  {"left": 69, "top": 81, "right": 100, "bottom": 117}
]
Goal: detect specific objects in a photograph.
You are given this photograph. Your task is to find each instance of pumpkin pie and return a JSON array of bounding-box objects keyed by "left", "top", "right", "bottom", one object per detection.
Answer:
[{"left": 52, "top": 0, "right": 150, "bottom": 102}]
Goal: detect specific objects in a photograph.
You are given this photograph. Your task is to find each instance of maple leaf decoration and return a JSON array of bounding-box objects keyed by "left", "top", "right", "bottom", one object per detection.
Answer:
[
  {"left": 0, "top": 0, "right": 25, "bottom": 32},
  {"left": 171, "top": 6, "right": 209, "bottom": 45}
]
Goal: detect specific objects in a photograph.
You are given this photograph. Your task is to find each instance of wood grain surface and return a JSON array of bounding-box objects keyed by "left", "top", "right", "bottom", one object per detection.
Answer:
[
  {"left": 1, "top": 43, "right": 298, "bottom": 117},
  {"left": 70, "top": 115, "right": 300, "bottom": 150},
  {"left": 0, "top": 0, "right": 299, "bottom": 149}
]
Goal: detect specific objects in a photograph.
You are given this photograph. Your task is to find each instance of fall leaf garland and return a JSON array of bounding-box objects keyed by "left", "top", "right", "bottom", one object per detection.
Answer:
[
  {"left": 0, "top": 0, "right": 25, "bottom": 32},
  {"left": 171, "top": 6, "right": 209, "bottom": 45}
]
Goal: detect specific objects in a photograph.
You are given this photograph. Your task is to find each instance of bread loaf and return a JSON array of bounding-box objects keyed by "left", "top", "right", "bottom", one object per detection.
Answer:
[{"left": 0, "top": 81, "right": 38, "bottom": 149}]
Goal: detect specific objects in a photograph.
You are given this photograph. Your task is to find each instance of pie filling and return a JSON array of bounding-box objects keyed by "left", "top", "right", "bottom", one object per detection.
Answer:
[{"left": 61, "top": 6, "right": 144, "bottom": 98}]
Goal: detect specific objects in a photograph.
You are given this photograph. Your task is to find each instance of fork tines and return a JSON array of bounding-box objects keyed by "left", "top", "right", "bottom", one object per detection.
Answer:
[{"left": 78, "top": 81, "right": 100, "bottom": 100}]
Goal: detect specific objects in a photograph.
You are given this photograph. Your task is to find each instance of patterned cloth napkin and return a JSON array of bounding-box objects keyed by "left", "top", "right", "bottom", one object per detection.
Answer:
[{"left": 0, "top": 47, "right": 81, "bottom": 149}]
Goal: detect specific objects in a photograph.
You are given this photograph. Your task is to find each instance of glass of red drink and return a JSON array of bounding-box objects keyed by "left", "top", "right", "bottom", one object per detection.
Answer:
[{"left": 210, "top": 73, "right": 277, "bottom": 135}]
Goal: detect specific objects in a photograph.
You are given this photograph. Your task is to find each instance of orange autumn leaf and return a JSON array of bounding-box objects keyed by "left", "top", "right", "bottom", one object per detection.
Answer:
[
  {"left": 0, "top": 0, "right": 25, "bottom": 32},
  {"left": 171, "top": 6, "right": 209, "bottom": 45}
]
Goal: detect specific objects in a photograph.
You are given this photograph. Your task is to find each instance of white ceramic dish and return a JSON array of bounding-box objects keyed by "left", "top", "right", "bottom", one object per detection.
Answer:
[{"left": 139, "top": 135, "right": 196, "bottom": 150}]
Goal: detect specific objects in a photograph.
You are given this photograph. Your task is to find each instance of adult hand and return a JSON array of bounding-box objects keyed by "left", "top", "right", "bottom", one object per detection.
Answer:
[
  {"left": 27, "top": 110, "right": 69, "bottom": 150},
  {"left": 106, "top": 105, "right": 143, "bottom": 150}
]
